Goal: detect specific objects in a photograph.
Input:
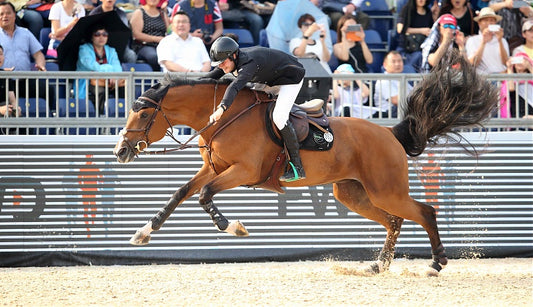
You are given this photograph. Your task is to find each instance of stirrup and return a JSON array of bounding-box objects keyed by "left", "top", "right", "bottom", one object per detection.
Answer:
[{"left": 280, "top": 161, "right": 305, "bottom": 182}]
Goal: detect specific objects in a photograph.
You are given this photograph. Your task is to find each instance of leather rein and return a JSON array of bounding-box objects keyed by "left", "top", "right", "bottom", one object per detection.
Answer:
[{"left": 119, "top": 85, "right": 274, "bottom": 163}]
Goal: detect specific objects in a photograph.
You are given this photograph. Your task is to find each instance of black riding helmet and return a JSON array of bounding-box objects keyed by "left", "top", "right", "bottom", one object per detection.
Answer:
[{"left": 209, "top": 37, "right": 239, "bottom": 66}]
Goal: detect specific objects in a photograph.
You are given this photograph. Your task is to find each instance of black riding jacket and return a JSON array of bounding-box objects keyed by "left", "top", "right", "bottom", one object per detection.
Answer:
[{"left": 204, "top": 46, "right": 305, "bottom": 110}]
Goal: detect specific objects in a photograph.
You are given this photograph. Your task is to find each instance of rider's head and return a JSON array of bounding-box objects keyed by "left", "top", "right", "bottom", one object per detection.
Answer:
[{"left": 210, "top": 36, "right": 239, "bottom": 73}]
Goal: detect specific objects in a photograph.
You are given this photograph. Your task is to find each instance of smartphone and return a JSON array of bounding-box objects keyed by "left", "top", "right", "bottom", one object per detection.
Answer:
[
  {"left": 346, "top": 24, "right": 362, "bottom": 41},
  {"left": 512, "top": 0, "right": 531, "bottom": 8},
  {"left": 488, "top": 24, "right": 501, "bottom": 32},
  {"left": 510, "top": 56, "right": 523, "bottom": 65},
  {"left": 347, "top": 24, "right": 362, "bottom": 33}
]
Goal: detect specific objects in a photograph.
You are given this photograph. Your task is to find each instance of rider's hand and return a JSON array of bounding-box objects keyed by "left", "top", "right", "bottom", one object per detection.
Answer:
[{"left": 209, "top": 107, "right": 224, "bottom": 124}]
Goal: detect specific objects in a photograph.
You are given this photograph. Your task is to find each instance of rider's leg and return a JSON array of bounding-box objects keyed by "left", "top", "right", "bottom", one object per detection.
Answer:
[{"left": 273, "top": 80, "right": 306, "bottom": 182}]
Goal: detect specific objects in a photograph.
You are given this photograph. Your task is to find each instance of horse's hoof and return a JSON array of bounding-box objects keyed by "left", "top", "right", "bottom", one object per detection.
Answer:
[
  {"left": 225, "top": 220, "right": 249, "bottom": 237},
  {"left": 366, "top": 262, "right": 383, "bottom": 274},
  {"left": 425, "top": 267, "right": 440, "bottom": 277},
  {"left": 129, "top": 230, "right": 151, "bottom": 245}
]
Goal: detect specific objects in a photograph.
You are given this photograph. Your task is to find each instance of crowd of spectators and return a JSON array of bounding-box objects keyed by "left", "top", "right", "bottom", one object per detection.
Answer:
[{"left": 1, "top": 0, "right": 532, "bottom": 122}]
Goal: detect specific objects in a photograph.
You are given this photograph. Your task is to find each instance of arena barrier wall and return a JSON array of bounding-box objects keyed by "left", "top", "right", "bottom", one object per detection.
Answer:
[{"left": 0, "top": 132, "right": 532, "bottom": 266}]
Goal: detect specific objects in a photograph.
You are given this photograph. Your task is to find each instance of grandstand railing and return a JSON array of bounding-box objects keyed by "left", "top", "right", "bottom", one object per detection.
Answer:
[{"left": 1, "top": 71, "right": 532, "bottom": 134}]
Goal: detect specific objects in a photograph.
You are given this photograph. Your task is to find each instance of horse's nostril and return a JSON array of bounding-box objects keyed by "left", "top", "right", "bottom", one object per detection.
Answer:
[{"left": 118, "top": 147, "right": 127, "bottom": 157}]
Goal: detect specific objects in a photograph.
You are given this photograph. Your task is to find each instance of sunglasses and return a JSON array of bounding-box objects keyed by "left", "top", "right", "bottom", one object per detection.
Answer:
[
  {"left": 301, "top": 22, "right": 314, "bottom": 27},
  {"left": 93, "top": 31, "right": 109, "bottom": 37},
  {"left": 442, "top": 24, "right": 457, "bottom": 30}
]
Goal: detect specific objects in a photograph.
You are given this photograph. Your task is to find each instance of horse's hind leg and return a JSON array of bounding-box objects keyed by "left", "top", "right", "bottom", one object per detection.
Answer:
[{"left": 333, "top": 180, "right": 404, "bottom": 273}]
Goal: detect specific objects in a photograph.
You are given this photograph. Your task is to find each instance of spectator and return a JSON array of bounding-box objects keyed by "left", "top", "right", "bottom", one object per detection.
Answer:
[
  {"left": 171, "top": 0, "right": 223, "bottom": 49},
  {"left": 396, "top": 0, "right": 434, "bottom": 71},
  {"left": 130, "top": 0, "right": 170, "bottom": 71},
  {"left": 76, "top": 25, "right": 124, "bottom": 114},
  {"left": 489, "top": 0, "right": 533, "bottom": 52},
  {"left": 16, "top": 0, "right": 54, "bottom": 39},
  {"left": 438, "top": 0, "right": 478, "bottom": 37},
  {"left": 333, "top": 15, "right": 373, "bottom": 73},
  {"left": 513, "top": 19, "right": 533, "bottom": 58},
  {"left": 89, "top": 0, "right": 137, "bottom": 63},
  {"left": 374, "top": 50, "right": 413, "bottom": 118},
  {"left": 465, "top": 7, "right": 509, "bottom": 74},
  {"left": 289, "top": 13, "right": 332, "bottom": 73},
  {"left": 501, "top": 51, "right": 533, "bottom": 118},
  {"left": 0, "top": 44, "right": 18, "bottom": 119},
  {"left": 321, "top": 0, "right": 369, "bottom": 31},
  {"left": 157, "top": 11, "right": 211, "bottom": 72},
  {"left": 420, "top": 13, "right": 467, "bottom": 73},
  {"left": 48, "top": 0, "right": 85, "bottom": 58},
  {"left": 332, "top": 63, "right": 374, "bottom": 118},
  {"left": 218, "top": 0, "right": 263, "bottom": 45},
  {"left": 0, "top": 2, "right": 55, "bottom": 106}
]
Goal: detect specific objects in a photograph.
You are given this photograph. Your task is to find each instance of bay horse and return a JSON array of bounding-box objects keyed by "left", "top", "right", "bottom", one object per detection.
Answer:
[{"left": 113, "top": 52, "right": 497, "bottom": 276}]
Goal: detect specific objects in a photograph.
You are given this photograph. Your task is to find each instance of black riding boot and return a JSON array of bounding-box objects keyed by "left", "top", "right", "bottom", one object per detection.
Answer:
[{"left": 279, "top": 122, "right": 306, "bottom": 182}]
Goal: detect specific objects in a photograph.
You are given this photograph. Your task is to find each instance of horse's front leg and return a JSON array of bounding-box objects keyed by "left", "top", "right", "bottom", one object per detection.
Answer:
[
  {"left": 130, "top": 165, "right": 214, "bottom": 245},
  {"left": 198, "top": 164, "right": 253, "bottom": 237}
]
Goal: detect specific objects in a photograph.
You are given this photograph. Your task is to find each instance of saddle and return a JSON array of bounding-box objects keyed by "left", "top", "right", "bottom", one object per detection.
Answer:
[
  {"left": 250, "top": 98, "right": 334, "bottom": 194},
  {"left": 265, "top": 99, "right": 334, "bottom": 151}
]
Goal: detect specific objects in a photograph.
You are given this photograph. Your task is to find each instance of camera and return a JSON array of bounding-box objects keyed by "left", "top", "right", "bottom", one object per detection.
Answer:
[
  {"left": 488, "top": 24, "right": 500, "bottom": 32},
  {"left": 510, "top": 56, "right": 523, "bottom": 65},
  {"left": 202, "top": 30, "right": 212, "bottom": 43}
]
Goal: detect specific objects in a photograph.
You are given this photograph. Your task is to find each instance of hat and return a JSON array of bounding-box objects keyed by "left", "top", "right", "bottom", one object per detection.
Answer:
[
  {"left": 438, "top": 14, "right": 457, "bottom": 27},
  {"left": 336, "top": 64, "right": 355, "bottom": 73},
  {"left": 473, "top": 7, "right": 502, "bottom": 23},
  {"left": 523, "top": 20, "right": 533, "bottom": 32},
  {"left": 514, "top": 52, "right": 533, "bottom": 66}
]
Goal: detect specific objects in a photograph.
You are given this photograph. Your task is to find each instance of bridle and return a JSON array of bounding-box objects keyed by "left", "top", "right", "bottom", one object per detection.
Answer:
[{"left": 119, "top": 94, "right": 214, "bottom": 156}]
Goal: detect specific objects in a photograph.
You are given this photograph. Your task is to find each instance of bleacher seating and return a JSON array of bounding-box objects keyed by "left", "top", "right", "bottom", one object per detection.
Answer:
[
  {"left": 107, "top": 98, "right": 126, "bottom": 117},
  {"left": 57, "top": 98, "right": 96, "bottom": 135},
  {"left": 39, "top": 28, "right": 53, "bottom": 59},
  {"left": 223, "top": 28, "right": 255, "bottom": 48},
  {"left": 259, "top": 29, "right": 269, "bottom": 47},
  {"left": 365, "top": 29, "right": 387, "bottom": 73},
  {"left": 18, "top": 98, "right": 51, "bottom": 135},
  {"left": 122, "top": 63, "right": 153, "bottom": 98},
  {"left": 360, "top": 0, "right": 395, "bottom": 42}
]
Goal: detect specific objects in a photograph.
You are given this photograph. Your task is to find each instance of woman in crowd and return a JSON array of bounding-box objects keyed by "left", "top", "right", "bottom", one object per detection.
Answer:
[
  {"left": 438, "top": 0, "right": 478, "bottom": 37},
  {"left": 76, "top": 25, "right": 124, "bottom": 114},
  {"left": 289, "top": 13, "right": 331, "bottom": 73},
  {"left": 48, "top": 0, "right": 85, "bottom": 58},
  {"left": 501, "top": 52, "right": 533, "bottom": 119},
  {"left": 333, "top": 15, "right": 373, "bottom": 73},
  {"left": 130, "top": 0, "right": 170, "bottom": 71},
  {"left": 396, "top": 0, "right": 434, "bottom": 71}
]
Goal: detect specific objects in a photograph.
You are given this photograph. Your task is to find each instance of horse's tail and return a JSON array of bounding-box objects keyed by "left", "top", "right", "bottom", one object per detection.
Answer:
[{"left": 392, "top": 50, "right": 499, "bottom": 157}]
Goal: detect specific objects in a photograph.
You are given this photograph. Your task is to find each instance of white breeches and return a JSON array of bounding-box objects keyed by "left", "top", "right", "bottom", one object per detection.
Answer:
[{"left": 272, "top": 79, "right": 304, "bottom": 130}]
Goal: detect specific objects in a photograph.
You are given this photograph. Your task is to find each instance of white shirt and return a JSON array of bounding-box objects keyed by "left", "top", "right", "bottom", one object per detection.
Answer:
[
  {"left": 48, "top": 1, "right": 85, "bottom": 48},
  {"left": 157, "top": 33, "right": 210, "bottom": 73},
  {"left": 465, "top": 33, "right": 509, "bottom": 75},
  {"left": 374, "top": 76, "right": 413, "bottom": 113},
  {"left": 289, "top": 37, "right": 332, "bottom": 73},
  {"left": 334, "top": 84, "right": 376, "bottom": 118}
]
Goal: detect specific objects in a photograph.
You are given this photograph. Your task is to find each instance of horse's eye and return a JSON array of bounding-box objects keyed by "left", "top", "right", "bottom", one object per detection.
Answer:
[{"left": 140, "top": 112, "right": 149, "bottom": 119}]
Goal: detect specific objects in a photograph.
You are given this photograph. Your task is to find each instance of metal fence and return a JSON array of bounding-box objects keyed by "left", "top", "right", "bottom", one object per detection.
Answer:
[{"left": 1, "top": 71, "right": 532, "bottom": 134}]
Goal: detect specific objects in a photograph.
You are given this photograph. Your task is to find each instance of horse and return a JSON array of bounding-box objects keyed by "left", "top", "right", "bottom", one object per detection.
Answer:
[{"left": 113, "top": 51, "right": 498, "bottom": 276}]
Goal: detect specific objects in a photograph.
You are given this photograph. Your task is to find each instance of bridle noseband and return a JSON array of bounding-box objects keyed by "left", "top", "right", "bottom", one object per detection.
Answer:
[{"left": 119, "top": 95, "right": 173, "bottom": 155}]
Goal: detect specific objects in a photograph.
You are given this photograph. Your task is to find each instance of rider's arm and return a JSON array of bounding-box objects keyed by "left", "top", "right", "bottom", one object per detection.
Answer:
[
  {"left": 203, "top": 67, "right": 226, "bottom": 79},
  {"left": 218, "top": 64, "right": 255, "bottom": 110}
]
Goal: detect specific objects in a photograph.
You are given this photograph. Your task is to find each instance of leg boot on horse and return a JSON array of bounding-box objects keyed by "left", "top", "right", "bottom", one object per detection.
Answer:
[{"left": 279, "top": 122, "right": 306, "bottom": 182}]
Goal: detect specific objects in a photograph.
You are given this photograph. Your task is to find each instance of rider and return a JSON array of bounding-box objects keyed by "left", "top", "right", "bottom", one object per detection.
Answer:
[{"left": 206, "top": 36, "right": 307, "bottom": 182}]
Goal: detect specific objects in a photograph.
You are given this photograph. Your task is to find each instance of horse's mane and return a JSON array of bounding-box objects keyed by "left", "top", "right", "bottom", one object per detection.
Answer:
[
  {"left": 161, "top": 73, "right": 233, "bottom": 88},
  {"left": 133, "top": 74, "right": 234, "bottom": 111}
]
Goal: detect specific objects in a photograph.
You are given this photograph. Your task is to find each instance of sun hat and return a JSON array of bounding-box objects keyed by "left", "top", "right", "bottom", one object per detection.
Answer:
[
  {"left": 438, "top": 14, "right": 457, "bottom": 27},
  {"left": 522, "top": 19, "right": 533, "bottom": 32},
  {"left": 473, "top": 7, "right": 502, "bottom": 23}
]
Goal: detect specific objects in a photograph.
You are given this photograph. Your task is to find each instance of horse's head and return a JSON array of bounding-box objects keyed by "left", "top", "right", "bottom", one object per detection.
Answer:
[{"left": 114, "top": 83, "right": 171, "bottom": 163}]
